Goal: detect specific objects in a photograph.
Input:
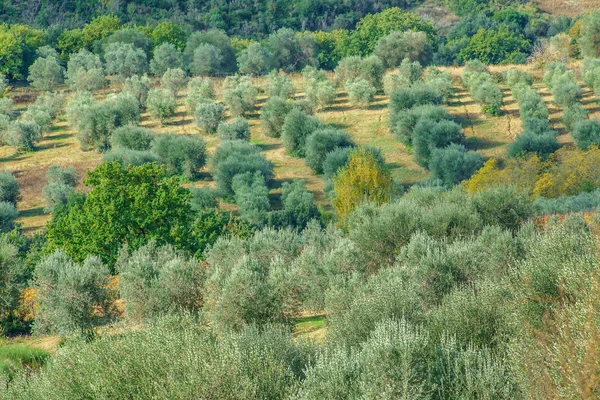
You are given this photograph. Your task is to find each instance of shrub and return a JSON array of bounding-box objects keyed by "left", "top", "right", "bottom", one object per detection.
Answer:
[
  {"left": 34, "top": 91, "right": 65, "bottom": 119},
  {"left": 21, "top": 106, "right": 52, "bottom": 133},
  {"left": 0, "top": 171, "right": 20, "bottom": 205},
  {"left": 323, "top": 147, "right": 352, "bottom": 189},
  {"left": 3, "top": 121, "right": 42, "bottom": 151},
  {"left": 281, "top": 108, "right": 323, "bottom": 157},
  {"left": 47, "top": 165, "right": 78, "bottom": 187},
  {"left": 27, "top": 56, "right": 64, "bottom": 91},
  {"left": 232, "top": 172, "right": 271, "bottom": 226},
  {"left": 190, "top": 187, "right": 218, "bottom": 210},
  {"left": 550, "top": 71, "right": 582, "bottom": 108},
  {"left": 151, "top": 134, "right": 206, "bottom": 179},
  {"left": 0, "top": 239, "right": 25, "bottom": 333},
  {"left": 122, "top": 74, "right": 152, "bottom": 107},
  {"left": 429, "top": 144, "right": 484, "bottom": 187},
  {"left": 269, "top": 180, "right": 319, "bottom": 229},
  {"left": 0, "top": 114, "right": 9, "bottom": 135},
  {"left": 0, "top": 97, "right": 13, "bottom": 118},
  {"left": 261, "top": 96, "right": 291, "bottom": 138},
  {"left": 304, "top": 78, "right": 336, "bottom": 111},
  {"left": 423, "top": 67, "right": 453, "bottom": 101},
  {"left": 194, "top": 102, "right": 225, "bottom": 134},
  {"left": 161, "top": 68, "right": 187, "bottom": 94},
  {"left": 399, "top": 58, "right": 422, "bottom": 84},
  {"left": 472, "top": 80, "right": 503, "bottom": 116},
  {"left": 186, "top": 77, "right": 214, "bottom": 115},
  {"left": 345, "top": 78, "right": 376, "bottom": 109},
  {"left": 332, "top": 147, "right": 394, "bottom": 222},
  {"left": 266, "top": 70, "right": 294, "bottom": 99},
  {"left": 562, "top": 103, "right": 589, "bottom": 132},
  {"left": 572, "top": 119, "right": 600, "bottom": 150},
  {"left": 517, "top": 88, "right": 549, "bottom": 121},
  {"left": 217, "top": 117, "right": 250, "bottom": 141},
  {"left": 237, "top": 43, "right": 272, "bottom": 75},
  {"left": 211, "top": 141, "right": 273, "bottom": 198},
  {"left": 190, "top": 44, "right": 224, "bottom": 76},
  {"left": 390, "top": 104, "right": 450, "bottom": 145},
  {"left": 305, "top": 128, "right": 354, "bottom": 174},
  {"left": 104, "top": 42, "right": 148, "bottom": 79},
  {"left": 507, "top": 131, "right": 559, "bottom": 160},
  {"left": 110, "top": 126, "right": 155, "bottom": 151},
  {"left": 334, "top": 55, "right": 384, "bottom": 88},
  {"left": 0, "top": 74, "right": 7, "bottom": 95},
  {"left": 389, "top": 83, "right": 442, "bottom": 113},
  {"left": 374, "top": 31, "right": 432, "bottom": 68},
  {"left": 65, "top": 49, "right": 104, "bottom": 91},
  {"left": 222, "top": 75, "right": 257, "bottom": 117},
  {"left": 534, "top": 188, "right": 600, "bottom": 215},
  {"left": 150, "top": 43, "right": 184, "bottom": 76},
  {"left": 146, "top": 88, "right": 176, "bottom": 125},
  {"left": 32, "top": 251, "right": 116, "bottom": 335},
  {"left": 411, "top": 119, "right": 464, "bottom": 168},
  {"left": 0, "top": 202, "right": 18, "bottom": 232},
  {"left": 505, "top": 68, "right": 532, "bottom": 87},
  {"left": 42, "top": 183, "right": 74, "bottom": 213},
  {"left": 473, "top": 186, "right": 533, "bottom": 232},
  {"left": 117, "top": 241, "right": 205, "bottom": 321}
]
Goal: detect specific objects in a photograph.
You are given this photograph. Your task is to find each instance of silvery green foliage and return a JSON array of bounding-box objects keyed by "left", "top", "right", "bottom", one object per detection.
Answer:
[
  {"left": 305, "top": 127, "right": 354, "bottom": 174},
  {"left": 21, "top": 105, "right": 52, "bottom": 133},
  {"left": 146, "top": 88, "right": 176, "bottom": 125},
  {"left": 110, "top": 126, "right": 155, "bottom": 151},
  {"left": 429, "top": 143, "right": 484, "bottom": 187},
  {"left": 27, "top": 55, "right": 64, "bottom": 91},
  {"left": 266, "top": 70, "right": 294, "bottom": 99},
  {"left": 374, "top": 30, "right": 432, "bottom": 68},
  {"left": 260, "top": 96, "right": 291, "bottom": 138},
  {"left": 582, "top": 58, "right": 600, "bottom": 96},
  {"left": 116, "top": 241, "right": 206, "bottom": 321},
  {"left": 34, "top": 91, "right": 65, "bottom": 119},
  {"left": 0, "top": 114, "right": 9, "bottom": 136},
  {"left": 398, "top": 58, "right": 423, "bottom": 85},
  {"left": 238, "top": 43, "right": 272, "bottom": 75},
  {"left": 0, "top": 201, "right": 18, "bottom": 232},
  {"left": 562, "top": 103, "right": 589, "bottom": 132},
  {"left": 268, "top": 179, "right": 319, "bottom": 230},
  {"left": 334, "top": 55, "right": 385, "bottom": 88},
  {"left": 190, "top": 187, "right": 218, "bottom": 210},
  {"left": 232, "top": 171, "right": 270, "bottom": 226},
  {"left": 102, "top": 148, "right": 160, "bottom": 167},
  {"left": 190, "top": 44, "right": 223, "bottom": 76},
  {"left": 104, "top": 42, "right": 148, "bottom": 79},
  {"left": 302, "top": 67, "right": 336, "bottom": 111},
  {"left": 390, "top": 104, "right": 450, "bottom": 146},
  {"left": 42, "top": 165, "right": 79, "bottom": 212},
  {"left": 345, "top": 78, "right": 376, "bottom": 109},
  {"left": 65, "top": 49, "right": 105, "bottom": 91},
  {"left": 194, "top": 102, "right": 225, "bottom": 133},
  {"left": 186, "top": 77, "right": 214, "bottom": 115},
  {"left": 217, "top": 117, "right": 250, "bottom": 141},
  {"left": 33, "top": 251, "right": 116, "bottom": 335},
  {"left": 0, "top": 74, "right": 8, "bottom": 95},
  {"left": 3, "top": 120, "right": 42, "bottom": 151},
  {"left": 122, "top": 74, "right": 152, "bottom": 107},
  {"left": 0, "top": 97, "right": 13, "bottom": 119},
  {"left": 515, "top": 86, "right": 549, "bottom": 121},
  {"left": 461, "top": 62, "right": 502, "bottom": 115},
  {"left": 572, "top": 118, "right": 600, "bottom": 150},
  {"left": 534, "top": 188, "right": 600, "bottom": 215},
  {"left": 161, "top": 67, "right": 187, "bottom": 94},
  {"left": 222, "top": 75, "right": 257, "bottom": 117},
  {"left": 504, "top": 67, "right": 533, "bottom": 87},
  {"left": 0, "top": 171, "right": 19, "bottom": 205},
  {"left": 423, "top": 67, "right": 454, "bottom": 101},
  {"left": 150, "top": 42, "right": 184, "bottom": 76},
  {"left": 151, "top": 134, "right": 206, "bottom": 179}
]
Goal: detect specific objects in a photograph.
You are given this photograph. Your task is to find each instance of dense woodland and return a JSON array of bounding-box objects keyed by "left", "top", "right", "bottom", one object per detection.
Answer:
[{"left": 0, "top": 0, "right": 600, "bottom": 398}]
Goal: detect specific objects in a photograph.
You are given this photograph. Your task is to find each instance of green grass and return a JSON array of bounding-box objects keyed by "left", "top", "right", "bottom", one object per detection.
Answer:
[
  {"left": 293, "top": 315, "right": 328, "bottom": 342},
  {"left": 0, "top": 343, "right": 50, "bottom": 377}
]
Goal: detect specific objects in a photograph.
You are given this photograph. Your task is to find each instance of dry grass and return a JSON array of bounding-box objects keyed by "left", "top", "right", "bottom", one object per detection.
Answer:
[
  {"left": 4, "top": 64, "right": 599, "bottom": 232},
  {"left": 532, "top": 0, "right": 599, "bottom": 17}
]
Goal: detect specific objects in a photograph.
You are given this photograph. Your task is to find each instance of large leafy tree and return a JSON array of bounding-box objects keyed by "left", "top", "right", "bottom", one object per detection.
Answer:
[
  {"left": 459, "top": 27, "right": 532, "bottom": 64},
  {"left": 46, "top": 162, "right": 193, "bottom": 266}
]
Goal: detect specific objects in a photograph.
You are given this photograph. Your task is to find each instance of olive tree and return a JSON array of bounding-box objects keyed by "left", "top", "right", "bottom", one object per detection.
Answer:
[
  {"left": 65, "top": 49, "right": 105, "bottom": 92},
  {"left": 238, "top": 43, "right": 273, "bottom": 75},
  {"left": 104, "top": 42, "right": 148, "bottom": 79},
  {"left": 161, "top": 68, "right": 187, "bottom": 95},
  {"left": 374, "top": 31, "right": 432, "bottom": 68},
  {"left": 266, "top": 70, "right": 294, "bottom": 99},
  {"left": 222, "top": 75, "right": 257, "bottom": 117},
  {"left": 150, "top": 42, "right": 184, "bottom": 76},
  {"left": 3, "top": 121, "right": 42, "bottom": 151},
  {"left": 345, "top": 78, "right": 376, "bottom": 109},
  {"left": 28, "top": 55, "right": 64, "bottom": 91},
  {"left": 152, "top": 134, "right": 207, "bottom": 179},
  {"left": 186, "top": 77, "right": 215, "bottom": 115},
  {"left": 217, "top": 117, "right": 251, "bottom": 141},
  {"left": 281, "top": 108, "right": 323, "bottom": 157},
  {"left": 195, "top": 102, "right": 225, "bottom": 134},
  {"left": 190, "top": 44, "right": 224, "bottom": 76},
  {"left": 261, "top": 96, "right": 291, "bottom": 138},
  {"left": 0, "top": 171, "right": 19, "bottom": 205},
  {"left": 122, "top": 74, "right": 152, "bottom": 107},
  {"left": 147, "top": 88, "right": 177, "bottom": 125},
  {"left": 42, "top": 165, "right": 79, "bottom": 213},
  {"left": 0, "top": 201, "right": 18, "bottom": 232}
]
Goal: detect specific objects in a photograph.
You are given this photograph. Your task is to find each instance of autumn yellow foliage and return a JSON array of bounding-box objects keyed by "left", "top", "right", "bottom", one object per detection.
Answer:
[{"left": 332, "top": 148, "right": 394, "bottom": 223}]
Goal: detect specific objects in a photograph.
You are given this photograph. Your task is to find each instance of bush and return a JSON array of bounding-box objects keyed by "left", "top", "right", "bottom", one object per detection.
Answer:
[
  {"left": 21, "top": 106, "right": 52, "bottom": 133},
  {"left": 104, "top": 42, "right": 148, "bottom": 79},
  {"left": 194, "top": 102, "right": 225, "bottom": 134},
  {"left": 237, "top": 43, "right": 272, "bottom": 75},
  {"left": 211, "top": 141, "right": 273, "bottom": 198},
  {"left": 345, "top": 78, "right": 376, "bottom": 109},
  {"left": 269, "top": 180, "right": 319, "bottom": 229},
  {"left": 46, "top": 164, "right": 78, "bottom": 187},
  {"left": 65, "top": 49, "right": 104, "bottom": 91},
  {"left": 190, "top": 44, "right": 224, "bottom": 76},
  {"left": 266, "top": 70, "right": 294, "bottom": 99},
  {"left": 304, "top": 74, "right": 336, "bottom": 111},
  {"left": 305, "top": 128, "right": 354, "bottom": 174},
  {"left": 217, "top": 117, "right": 250, "bottom": 141},
  {"left": 151, "top": 134, "right": 206, "bottom": 179},
  {"left": 423, "top": 67, "right": 453, "bottom": 101},
  {"left": 389, "top": 83, "right": 442, "bottom": 113},
  {"left": 42, "top": 183, "right": 75, "bottom": 213},
  {"left": 110, "top": 126, "right": 155, "bottom": 151},
  {"left": 32, "top": 251, "right": 116, "bottom": 335},
  {"left": 334, "top": 55, "right": 384, "bottom": 88},
  {"left": 507, "top": 131, "right": 559, "bottom": 160},
  {"left": 429, "top": 144, "right": 484, "bottom": 187},
  {"left": 390, "top": 104, "right": 451, "bottom": 145},
  {"left": 505, "top": 68, "right": 532, "bottom": 87},
  {"left": 3, "top": 121, "right": 42, "bottom": 151},
  {"left": 517, "top": 88, "right": 549, "bottom": 121},
  {"left": 232, "top": 172, "right": 271, "bottom": 226},
  {"left": 473, "top": 186, "right": 533, "bottom": 232},
  {"left": 150, "top": 43, "right": 184, "bottom": 76},
  {"left": 0, "top": 201, "right": 18, "bottom": 232},
  {"left": 186, "top": 77, "right": 214, "bottom": 115},
  {"left": 281, "top": 108, "right": 323, "bottom": 157},
  {"left": 0, "top": 74, "right": 7, "bottom": 95},
  {"left": 0, "top": 171, "right": 20, "bottom": 205},
  {"left": 222, "top": 75, "right": 257, "bottom": 117},
  {"left": 146, "top": 88, "right": 176, "bottom": 125},
  {"left": 261, "top": 96, "right": 291, "bottom": 138},
  {"left": 411, "top": 119, "right": 464, "bottom": 168},
  {"left": 374, "top": 31, "right": 432, "bottom": 68},
  {"left": 34, "top": 91, "right": 65, "bottom": 119},
  {"left": 161, "top": 68, "right": 187, "bottom": 94},
  {"left": 534, "top": 188, "right": 600, "bottom": 215},
  {"left": 27, "top": 55, "right": 64, "bottom": 91},
  {"left": 550, "top": 71, "right": 582, "bottom": 108},
  {"left": 323, "top": 147, "right": 352, "bottom": 188},
  {"left": 562, "top": 103, "right": 589, "bottom": 132},
  {"left": 0, "top": 97, "right": 13, "bottom": 118},
  {"left": 472, "top": 80, "right": 503, "bottom": 116},
  {"left": 572, "top": 119, "right": 600, "bottom": 150},
  {"left": 190, "top": 187, "right": 218, "bottom": 210},
  {"left": 117, "top": 241, "right": 205, "bottom": 321},
  {"left": 122, "top": 74, "right": 152, "bottom": 107}
]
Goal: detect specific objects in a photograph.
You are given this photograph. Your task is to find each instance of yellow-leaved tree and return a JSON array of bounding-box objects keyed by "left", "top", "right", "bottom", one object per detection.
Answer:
[{"left": 332, "top": 147, "right": 394, "bottom": 224}]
